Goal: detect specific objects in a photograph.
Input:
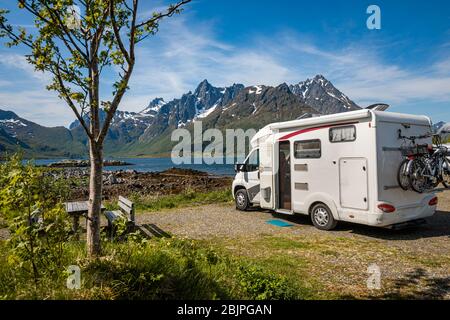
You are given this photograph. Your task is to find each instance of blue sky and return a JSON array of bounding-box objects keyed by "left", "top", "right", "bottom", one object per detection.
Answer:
[{"left": 0, "top": 0, "right": 449, "bottom": 127}]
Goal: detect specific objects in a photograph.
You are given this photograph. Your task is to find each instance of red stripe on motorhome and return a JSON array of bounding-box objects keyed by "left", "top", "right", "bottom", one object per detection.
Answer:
[{"left": 278, "top": 121, "right": 359, "bottom": 141}]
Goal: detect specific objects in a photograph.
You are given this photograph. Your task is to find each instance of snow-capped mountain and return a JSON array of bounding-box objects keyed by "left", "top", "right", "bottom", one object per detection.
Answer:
[
  {"left": 196, "top": 83, "right": 318, "bottom": 134},
  {"left": 140, "top": 98, "right": 165, "bottom": 116},
  {"left": 69, "top": 108, "right": 156, "bottom": 150},
  {"left": 289, "top": 75, "right": 360, "bottom": 114},
  {"left": 139, "top": 80, "right": 245, "bottom": 141},
  {"left": 0, "top": 109, "right": 84, "bottom": 157},
  {"left": 1, "top": 75, "right": 366, "bottom": 156}
]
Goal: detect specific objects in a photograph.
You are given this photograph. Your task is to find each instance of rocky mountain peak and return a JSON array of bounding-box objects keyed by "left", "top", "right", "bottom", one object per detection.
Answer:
[
  {"left": 141, "top": 97, "right": 165, "bottom": 114},
  {"left": 0, "top": 109, "right": 28, "bottom": 130},
  {"left": 0, "top": 109, "right": 19, "bottom": 120},
  {"left": 192, "top": 79, "right": 223, "bottom": 110},
  {"left": 276, "top": 83, "right": 291, "bottom": 93},
  {"left": 289, "top": 74, "right": 360, "bottom": 114},
  {"left": 221, "top": 83, "right": 245, "bottom": 106},
  {"left": 195, "top": 79, "right": 211, "bottom": 92},
  {"left": 313, "top": 74, "right": 327, "bottom": 82}
]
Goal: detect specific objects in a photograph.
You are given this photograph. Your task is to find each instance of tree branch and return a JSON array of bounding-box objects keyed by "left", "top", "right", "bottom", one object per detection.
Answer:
[
  {"left": 129, "top": 0, "right": 138, "bottom": 61},
  {"left": 109, "top": 0, "right": 131, "bottom": 65},
  {"left": 53, "top": 65, "right": 92, "bottom": 139},
  {"left": 39, "top": 0, "right": 89, "bottom": 62},
  {"left": 97, "top": 65, "right": 134, "bottom": 144},
  {"left": 135, "top": 0, "right": 191, "bottom": 29}
]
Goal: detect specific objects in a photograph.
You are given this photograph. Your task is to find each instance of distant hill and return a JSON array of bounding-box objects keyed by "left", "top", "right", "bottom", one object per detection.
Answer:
[{"left": 0, "top": 109, "right": 85, "bottom": 158}]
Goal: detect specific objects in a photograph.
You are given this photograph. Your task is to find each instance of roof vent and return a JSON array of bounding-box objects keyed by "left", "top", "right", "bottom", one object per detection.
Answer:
[
  {"left": 366, "top": 103, "right": 390, "bottom": 111},
  {"left": 296, "top": 113, "right": 322, "bottom": 120}
]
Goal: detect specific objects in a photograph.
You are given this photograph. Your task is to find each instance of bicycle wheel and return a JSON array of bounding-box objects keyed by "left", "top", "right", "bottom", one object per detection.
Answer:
[
  {"left": 442, "top": 158, "right": 450, "bottom": 188},
  {"left": 409, "top": 158, "right": 430, "bottom": 193},
  {"left": 397, "top": 159, "right": 411, "bottom": 190}
]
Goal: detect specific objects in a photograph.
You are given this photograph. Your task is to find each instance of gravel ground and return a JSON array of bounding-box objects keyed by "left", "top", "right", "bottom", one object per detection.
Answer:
[
  {"left": 137, "top": 204, "right": 287, "bottom": 239},
  {"left": 138, "top": 190, "right": 450, "bottom": 299},
  {"left": 137, "top": 193, "right": 450, "bottom": 254}
]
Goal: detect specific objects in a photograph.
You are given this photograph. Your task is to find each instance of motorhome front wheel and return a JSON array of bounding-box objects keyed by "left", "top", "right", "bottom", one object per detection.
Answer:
[
  {"left": 311, "top": 203, "right": 338, "bottom": 231},
  {"left": 235, "top": 189, "right": 250, "bottom": 211}
]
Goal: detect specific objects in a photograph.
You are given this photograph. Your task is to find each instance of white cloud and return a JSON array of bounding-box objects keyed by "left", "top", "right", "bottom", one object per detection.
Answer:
[
  {"left": 120, "top": 17, "right": 450, "bottom": 114},
  {"left": 0, "top": 89, "right": 74, "bottom": 127},
  {"left": 432, "top": 57, "right": 450, "bottom": 75},
  {"left": 120, "top": 16, "right": 294, "bottom": 112},
  {"left": 0, "top": 79, "right": 12, "bottom": 87},
  {"left": 0, "top": 53, "right": 50, "bottom": 81}
]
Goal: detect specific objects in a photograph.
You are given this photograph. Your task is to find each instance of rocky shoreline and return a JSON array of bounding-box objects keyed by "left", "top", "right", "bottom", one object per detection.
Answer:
[
  {"left": 45, "top": 159, "right": 133, "bottom": 168},
  {"left": 49, "top": 167, "right": 232, "bottom": 201}
]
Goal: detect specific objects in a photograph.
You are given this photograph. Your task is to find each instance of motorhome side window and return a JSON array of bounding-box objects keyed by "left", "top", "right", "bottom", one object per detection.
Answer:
[
  {"left": 246, "top": 149, "right": 259, "bottom": 171},
  {"left": 294, "top": 140, "right": 321, "bottom": 159},
  {"left": 329, "top": 125, "right": 356, "bottom": 143}
]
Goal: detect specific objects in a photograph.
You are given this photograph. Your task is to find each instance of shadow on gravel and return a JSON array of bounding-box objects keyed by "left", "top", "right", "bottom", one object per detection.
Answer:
[
  {"left": 270, "top": 210, "right": 450, "bottom": 241},
  {"left": 372, "top": 268, "right": 450, "bottom": 299}
]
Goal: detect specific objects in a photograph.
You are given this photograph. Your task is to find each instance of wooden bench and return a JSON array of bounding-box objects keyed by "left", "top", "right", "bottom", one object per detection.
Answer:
[{"left": 104, "top": 196, "right": 135, "bottom": 237}]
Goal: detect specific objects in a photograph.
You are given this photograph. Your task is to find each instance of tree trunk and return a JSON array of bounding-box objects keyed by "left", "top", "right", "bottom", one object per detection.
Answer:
[{"left": 87, "top": 140, "right": 103, "bottom": 257}]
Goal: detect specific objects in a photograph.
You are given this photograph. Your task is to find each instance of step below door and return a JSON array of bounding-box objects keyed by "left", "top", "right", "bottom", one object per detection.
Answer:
[{"left": 339, "top": 158, "right": 368, "bottom": 210}]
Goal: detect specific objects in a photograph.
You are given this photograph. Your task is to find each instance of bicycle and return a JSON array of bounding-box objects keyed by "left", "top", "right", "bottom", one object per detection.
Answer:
[
  {"left": 409, "top": 143, "right": 449, "bottom": 193},
  {"left": 397, "top": 131, "right": 450, "bottom": 193},
  {"left": 397, "top": 143, "right": 429, "bottom": 191}
]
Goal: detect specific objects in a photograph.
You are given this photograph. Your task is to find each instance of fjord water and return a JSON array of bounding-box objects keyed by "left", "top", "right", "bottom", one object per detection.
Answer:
[{"left": 32, "top": 157, "right": 236, "bottom": 176}]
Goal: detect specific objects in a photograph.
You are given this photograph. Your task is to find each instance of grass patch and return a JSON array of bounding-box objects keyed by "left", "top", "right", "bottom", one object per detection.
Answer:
[
  {"left": 0, "top": 237, "right": 304, "bottom": 300},
  {"left": 258, "top": 236, "right": 314, "bottom": 250},
  {"left": 123, "top": 189, "right": 233, "bottom": 213},
  {"left": 204, "top": 236, "right": 335, "bottom": 299},
  {"left": 206, "top": 234, "right": 450, "bottom": 300}
]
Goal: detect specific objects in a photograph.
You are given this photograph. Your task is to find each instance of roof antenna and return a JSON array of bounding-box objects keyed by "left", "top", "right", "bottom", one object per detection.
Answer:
[{"left": 366, "top": 103, "right": 390, "bottom": 111}]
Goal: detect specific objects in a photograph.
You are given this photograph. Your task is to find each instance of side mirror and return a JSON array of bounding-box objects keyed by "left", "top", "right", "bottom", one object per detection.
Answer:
[{"left": 235, "top": 163, "right": 248, "bottom": 172}]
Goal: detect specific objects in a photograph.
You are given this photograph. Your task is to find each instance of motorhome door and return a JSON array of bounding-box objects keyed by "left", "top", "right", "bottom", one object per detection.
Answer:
[
  {"left": 278, "top": 141, "right": 291, "bottom": 210},
  {"left": 339, "top": 158, "right": 369, "bottom": 210},
  {"left": 259, "top": 141, "right": 275, "bottom": 209},
  {"left": 244, "top": 149, "right": 260, "bottom": 203}
]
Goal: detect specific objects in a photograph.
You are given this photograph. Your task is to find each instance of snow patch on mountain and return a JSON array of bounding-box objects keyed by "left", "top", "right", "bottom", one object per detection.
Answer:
[
  {"left": 141, "top": 98, "right": 165, "bottom": 114},
  {"left": 0, "top": 118, "right": 27, "bottom": 127},
  {"left": 196, "top": 104, "right": 218, "bottom": 119},
  {"left": 248, "top": 85, "right": 263, "bottom": 95}
]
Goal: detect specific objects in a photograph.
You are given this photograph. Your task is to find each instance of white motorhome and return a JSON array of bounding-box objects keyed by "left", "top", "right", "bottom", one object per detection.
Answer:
[{"left": 232, "top": 109, "right": 438, "bottom": 230}]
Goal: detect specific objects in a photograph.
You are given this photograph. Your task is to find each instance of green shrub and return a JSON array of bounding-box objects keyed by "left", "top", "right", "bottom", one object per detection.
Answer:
[
  {"left": 0, "top": 154, "right": 72, "bottom": 288},
  {"left": 0, "top": 236, "right": 302, "bottom": 300},
  {"left": 236, "top": 264, "right": 299, "bottom": 300}
]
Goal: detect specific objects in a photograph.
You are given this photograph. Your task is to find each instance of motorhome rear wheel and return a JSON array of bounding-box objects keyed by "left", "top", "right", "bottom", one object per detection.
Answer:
[{"left": 310, "top": 203, "right": 338, "bottom": 231}]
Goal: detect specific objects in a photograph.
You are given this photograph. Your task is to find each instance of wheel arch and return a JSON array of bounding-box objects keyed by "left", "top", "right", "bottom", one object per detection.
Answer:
[
  {"left": 233, "top": 185, "right": 247, "bottom": 195},
  {"left": 305, "top": 193, "right": 340, "bottom": 220}
]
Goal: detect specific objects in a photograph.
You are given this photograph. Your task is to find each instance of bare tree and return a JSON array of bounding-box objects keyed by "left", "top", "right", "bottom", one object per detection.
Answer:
[{"left": 0, "top": 0, "right": 191, "bottom": 257}]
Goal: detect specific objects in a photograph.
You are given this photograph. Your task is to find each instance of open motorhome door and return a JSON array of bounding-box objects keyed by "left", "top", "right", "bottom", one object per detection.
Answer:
[{"left": 259, "top": 140, "right": 275, "bottom": 209}]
